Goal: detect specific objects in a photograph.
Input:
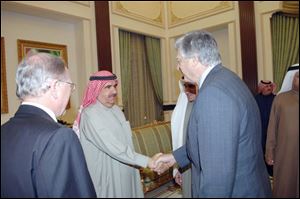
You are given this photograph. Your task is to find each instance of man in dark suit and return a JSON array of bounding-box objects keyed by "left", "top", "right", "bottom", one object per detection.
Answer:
[
  {"left": 1, "top": 52, "right": 96, "bottom": 197},
  {"left": 153, "top": 31, "right": 272, "bottom": 197},
  {"left": 255, "top": 80, "right": 276, "bottom": 177}
]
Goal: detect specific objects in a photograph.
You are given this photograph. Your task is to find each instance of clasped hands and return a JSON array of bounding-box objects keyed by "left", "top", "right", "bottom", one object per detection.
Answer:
[{"left": 147, "top": 153, "right": 176, "bottom": 175}]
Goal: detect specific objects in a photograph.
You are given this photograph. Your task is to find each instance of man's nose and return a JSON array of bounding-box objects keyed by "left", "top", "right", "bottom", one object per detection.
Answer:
[{"left": 111, "top": 86, "right": 117, "bottom": 93}]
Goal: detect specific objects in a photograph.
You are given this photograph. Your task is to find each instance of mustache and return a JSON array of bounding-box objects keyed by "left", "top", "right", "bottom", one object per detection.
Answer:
[{"left": 109, "top": 94, "right": 117, "bottom": 98}]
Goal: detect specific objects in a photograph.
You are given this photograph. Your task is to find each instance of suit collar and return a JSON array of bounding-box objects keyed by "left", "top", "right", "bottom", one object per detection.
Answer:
[
  {"left": 199, "top": 63, "right": 223, "bottom": 90},
  {"left": 198, "top": 64, "right": 223, "bottom": 88},
  {"left": 210, "top": 63, "right": 223, "bottom": 73},
  {"left": 15, "top": 105, "right": 56, "bottom": 123}
]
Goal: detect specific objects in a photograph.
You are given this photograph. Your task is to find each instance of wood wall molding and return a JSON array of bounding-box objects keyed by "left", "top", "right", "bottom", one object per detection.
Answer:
[
  {"left": 282, "top": 1, "right": 299, "bottom": 15},
  {"left": 238, "top": 1, "right": 258, "bottom": 95},
  {"left": 1, "top": 37, "right": 9, "bottom": 113},
  {"left": 94, "top": 1, "right": 112, "bottom": 71},
  {"left": 70, "top": 1, "right": 91, "bottom": 7}
]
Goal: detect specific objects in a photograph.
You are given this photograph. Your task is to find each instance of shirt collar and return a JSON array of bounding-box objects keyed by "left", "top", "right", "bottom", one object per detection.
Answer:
[
  {"left": 21, "top": 102, "right": 57, "bottom": 122},
  {"left": 198, "top": 65, "right": 216, "bottom": 88}
]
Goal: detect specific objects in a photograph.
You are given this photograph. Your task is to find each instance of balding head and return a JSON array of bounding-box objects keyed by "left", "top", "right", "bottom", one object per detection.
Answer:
[{"left": 16, "top": 53, "right": 67, "bottom": 100}]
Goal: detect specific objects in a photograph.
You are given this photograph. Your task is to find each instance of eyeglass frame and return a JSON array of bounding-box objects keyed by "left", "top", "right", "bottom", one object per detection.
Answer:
[
  {"left": 57, "top": 80, "right": 76, "bottom": 92},
  {"left": 180, "top": 80, "right": 198, "bottom": 95}
]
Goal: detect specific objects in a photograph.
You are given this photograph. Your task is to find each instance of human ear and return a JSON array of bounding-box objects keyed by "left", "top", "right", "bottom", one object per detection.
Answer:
[
  {"left": 49, "top": 80, "right": 59, "bottom": 99},
  {"left": 191, "top": 56, "right": 199, "bottom": 66}
]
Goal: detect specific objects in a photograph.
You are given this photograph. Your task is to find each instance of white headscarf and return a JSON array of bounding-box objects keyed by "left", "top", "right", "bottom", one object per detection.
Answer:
[
  {"left": 278, "top": 63, "right": 299, "bottom": 94},
  {"left": 257, "top": 80, "right": 276, "bottom": 94}
]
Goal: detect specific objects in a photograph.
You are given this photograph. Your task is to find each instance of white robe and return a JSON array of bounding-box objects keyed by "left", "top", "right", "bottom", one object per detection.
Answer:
[
  {"left": 171, "top": 80, "right": 192, "bottom": 197},
  {"left": 79, "top": 101, "right": 148, "bottom": 198},
  {"left": 171, "top": 81, "right": 188, "bottom": 152}
]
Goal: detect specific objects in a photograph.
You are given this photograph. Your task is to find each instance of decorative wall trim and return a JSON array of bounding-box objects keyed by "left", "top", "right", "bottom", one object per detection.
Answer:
[
  {"left": 167, "top": 1, "right": 234, "bottom": 28},
  {"left": 111, "top": 1, "right": 164, "bottom": 28},
  {"left": 282, "top": 1, "right": 299, "bottom": 15},
  {"left": 238, "top": 2, "right": 258, "bottom": 95},
  {"left": 1, "top": 37, "right": 9, "bottom": 114},
  {"left": 70, "top": 1, "right": 91, "bottom": 7},
  {"left": 17, "top": 39, "right": 68, "bottom": 63},
  {"left": 95, "top": 1, "right": 112, "bottom": 70}
]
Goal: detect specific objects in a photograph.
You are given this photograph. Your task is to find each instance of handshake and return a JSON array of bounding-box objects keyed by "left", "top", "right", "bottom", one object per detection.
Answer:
[{"left": 147, "top": 153, "right": 176, "bottom": 175}]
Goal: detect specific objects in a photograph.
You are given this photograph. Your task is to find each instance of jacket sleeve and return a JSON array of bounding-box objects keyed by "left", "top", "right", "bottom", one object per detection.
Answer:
[
  {"left": 173, "top": 145, "right": 190, "bottom": 168},
  {"left": 34, "top": 128, "right": 96, "bottom": 198}
]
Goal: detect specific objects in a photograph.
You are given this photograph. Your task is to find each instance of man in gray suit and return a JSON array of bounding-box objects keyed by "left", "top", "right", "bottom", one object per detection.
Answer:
[{"left": 153, "top": 31, "right": 272, "bottom": 197}]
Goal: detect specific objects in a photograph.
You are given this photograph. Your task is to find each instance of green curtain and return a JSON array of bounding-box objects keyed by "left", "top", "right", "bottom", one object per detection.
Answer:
[
  {"left": 119, "top": 30, "right": 131, "bottom": 109},
  {"left": 119, "top": 30, "right": 163, "bottom": 127},
  {"left": 145, "top": 37, "right": 163, "bottom": 105},
  {"left": 271, "top": 13, "right": 299, "bottom": 92}
]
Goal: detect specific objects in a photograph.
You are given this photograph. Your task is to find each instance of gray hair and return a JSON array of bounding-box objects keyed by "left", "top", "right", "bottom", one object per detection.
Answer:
[
  {"left": 175, "top": 31, "right": 221, "bottom": 67},
  {"left": 16, "top": 52, "right": 67, "bottom": 100}
]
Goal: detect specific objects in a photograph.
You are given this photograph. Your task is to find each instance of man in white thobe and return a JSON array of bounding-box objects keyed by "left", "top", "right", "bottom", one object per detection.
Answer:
[
  {"left": 171, "top": 78, "right": 197, "bottom": 198},
  {"left": 73, "top": 70, "right": 159, "bottom": 197}
]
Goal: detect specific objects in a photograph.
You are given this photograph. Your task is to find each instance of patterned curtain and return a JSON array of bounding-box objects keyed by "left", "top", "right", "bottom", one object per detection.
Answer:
[{"left": 271, "top": 12, "right": 299, "bottom": 92}]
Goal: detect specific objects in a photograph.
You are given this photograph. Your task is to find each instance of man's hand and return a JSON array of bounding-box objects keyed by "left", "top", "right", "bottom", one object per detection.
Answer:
[
  {"left": 174, "top": 171, "right": 183, "bottom": 186},
  {"left": 152, "top": 153, "right": 176, "bottom": 175},
  {"left": 265, "top": 154, "right": 274, "bottom": 166},
  {"left": 265, "top": 157, "right": 274, "bottom": 165},
  {"left": 148, "top": 153, "right": 169, "bottom": 175},
  {"left": 147, "top": 153, "right": 163, "bottom": 169}
]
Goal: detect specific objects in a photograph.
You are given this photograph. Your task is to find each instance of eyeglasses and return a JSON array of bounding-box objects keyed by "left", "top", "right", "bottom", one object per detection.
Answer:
[
  {"left": 57, "top": 80, "right": 76, "bottom": 92},
  {"left": 180, "top": 80, "right": 198, "bottom": 95},
  {"left": 176, "top": 58, "right": 183, "bottom": 67}
]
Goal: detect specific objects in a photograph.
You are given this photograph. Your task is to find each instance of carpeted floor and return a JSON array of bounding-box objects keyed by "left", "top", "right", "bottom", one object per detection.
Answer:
[
  {"left": 145, "top": 176, "right": 274, "bottom": 198},
  {"left": 153, "top": 185, "right": 182, "bottom": 198},
  {"left": 145, "top": 181, "right": 182, "bottom": 198}
]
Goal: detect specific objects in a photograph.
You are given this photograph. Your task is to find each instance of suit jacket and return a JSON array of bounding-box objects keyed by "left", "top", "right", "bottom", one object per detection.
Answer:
[
  {"left": 1, "top": 105, "right": 96, "bottom": 198},
  {"left": 173, "top": 64, "right": 272, "bottom": 197}
]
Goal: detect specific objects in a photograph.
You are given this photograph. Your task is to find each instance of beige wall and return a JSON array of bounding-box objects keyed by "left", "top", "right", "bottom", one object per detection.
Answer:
[
  {"left": 1, "top": 1, "right": 98, "bottom": 124},
  {"left": 109, "top": 1, "right": 281, "bottom": 120},
  {"left": 254, "top": 1, "right": 282, "bottom": 82},
  {"left": 1, "top": 11, "right": 77, "bottom": 122},
  {"left": 1, "top": 1, "right": 282, "bottom": 124},
  {"left": 110, "top": 2, "right": 241, "bottom": 121}
]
